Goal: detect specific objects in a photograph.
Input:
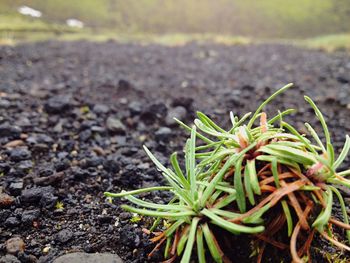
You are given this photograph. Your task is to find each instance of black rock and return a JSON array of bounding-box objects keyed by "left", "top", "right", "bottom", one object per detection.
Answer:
[
  {"left": 56, "top": 229, "right": 73, "bottom": 244},
  {"left": 106, "top": 117, "right": 126, "bottom": 134},
  {"left": 155, "top": 127, "right": 172, "bottom": 142},
  {"left": 44, "top": 95, "right": 73, "bottom": 114},
  {"left": 27, "top": 134, "right": 54, "bottom": 145},
  {"left": 120, "top": 225, "right": 138, "bottom": 247},
  {"left": 71, "top": 167, "right": 89, "bottom": 180},
  {"left": 93, "top": 104, "right": 109, "bottom": 114},
  {"left": 5, "top": 217, "right": 20, "bottom": 227},
  {"left": 119, "top": 165, "right": 140, "bottom": 187},
  {"left": 40, "top": 192, "right": 58, "bottom": 209},
  {"left": 8, "top": 181, "right": 23, "bottom": 196},
  {"left": 54, "top": 159, "right": 70, "bottom": 172},
  {"left": 21, "top": 186, "right": 54, "bottom": 203},
  {"left": 38, "top": 167, "right": 54, "bottom": 177},
  {"left": 0, "top": 162, "right": 10, "bottom": 174},
  {"left": 0, "top": 124, "right": 22, "bottom": 138},
  {"left": 128, "top": 101, "right": 142, "bottom": 116},
  {"left": 0, "top": 99, "right": 11, "bottom": 108},
  {"left": 79, "top": 130, "right": 92, "bottom": 142},
  {"left": 140, "top": 103, "right": 168, "bottom": 124},
  {"left": 337, "top": 74, "right": 349, "bottom": 84},
  {"left": 120, "top": 147, "right": 138, "bottom": 157},
  {"left": 103, "top": 158, "right": 120, "bottom": 173},
  {"left": 83, "top": 156, "right": 103, "bottom": 168},
  {"left": 118, "top": 79, "right": 132, "bottom": 90},
  {"left": 21, "top": 209, "right": 40, "bottom": 225},
  {"left": 9, "top": 148, "right": 31, "bottom": 162},
  {"left": 16, "top": 160, "right": 33, "bottom": 171},
  {"left": 31, "top": 143, "right": 50, "bottom": 154},
  {"left": 166, "top": 106, "right": 187, "bottom": 126},
  {"left": 171, "top": 97, "right": 193, "bottom": 111}
]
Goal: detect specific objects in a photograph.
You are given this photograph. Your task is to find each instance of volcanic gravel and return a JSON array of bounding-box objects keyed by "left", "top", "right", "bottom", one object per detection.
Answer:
[{"left": 0, "top": 40, "right": 350, "bottom": 262}]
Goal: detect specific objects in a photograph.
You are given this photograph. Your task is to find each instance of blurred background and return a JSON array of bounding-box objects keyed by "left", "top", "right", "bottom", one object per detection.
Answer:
[{"left": 1, "top": 0, "right": 350, "bottom": 50}]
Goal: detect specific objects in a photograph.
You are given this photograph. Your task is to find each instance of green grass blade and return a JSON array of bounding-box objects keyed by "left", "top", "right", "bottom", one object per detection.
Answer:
[
  {"left": 327, "top": 142, "right": 335, "bottom": 166},
  {"left": 271, "top": 158, "right": 280, "bottom": 188},
  {"left": 268, "top": 109, "right": 296, "bottom": 125},
  {"left": 164, "top": 219, "right": 186, "bottom": 237},
  {"left": 125, "top": 195, "right": 189, "bottom": 211},
  {"left": 282, "top": 121, "right": 317, "bottom": 154},
  {"left": 256, "top": 155, "right": 300, "bottom": 170},
  {"left": 121, "top": 205, "right": 196, "bottom": 218},
  {"left": 312, "top": 187, "right": 333, "bottom": 231},
  {"left": 229, "top": 112, "right": 252, "bottom": 133},
  {"left": 197, "top": 111, "right": 226, "bottom": 132},
  {"left": 174, "top": 118, "right": 214, "bottom": 144},
  {"left": 144, "top": 145, "right": 182, "bottom": 185},
  {"left": 104, "top": 186, "right": 172, "bottom": 198},
  {"left": 199, "top": 148, "right": 237, "bottom": 167},
  {"left": 195, "top": 119, "right": 240, "bottom": 145},
  {"left": 171, "top": 152, "right": 190, "bottom": 189},
  {"left": 281, "top": 200, "right": 293, "bottom": 236},
  {"left": 188, "top": 126, "right": 197, "bottom": 200},
  {"left": 201, "top": 209, "right": 265, "bottom": 233},
  {"left": 230, "top": 111, "right": 236, "bottom": 127},
  {"left": 196, "top": 227, "right": 206, "bottom": 263},
  {"left": 234, "top": 156, "right": 246, "bottom": 213},
  {"left": 244, "top": 164, "right": 255, "bottom": 205},
  {"left": 202, "top": 223, "right": 223, "bottom": 263},
  {"left": 177, "top": 226, "right": 190, "bottom": 256},
  {"left": 304, "top": 95, "right": 331, "bottom": 151},
  {"left": 247, "top": 159, "right": 261, "bottom": 195},
  {"left": 209, "top": 208, "right": 240, "bottom": 219},
  {"left": 305, "top": 122, "right": 326, "bottom": 152},
  {"left": 181, "top": 217, "right": 200, "bottom": 263},
  {"left": 334, "top": 135, "right": 350, "bottom": 170},
  {"left": 164, "top": 237, "right": 172, "bottom": 259},
  {"left": 201, "top": 142, "right": 257, "bottom": 207},
  {"left": 242, "top": 204, "right": 270, "bottom": 224},
  {"left": 329, "top": 186, "right": 350, "bottom": 243},
  {"left": 213, "top": 194, "right": 237, "bottom": 209},
  {"left": 247, "top": 83, "right": 293, "bottom": 129},
  {"left": 259, "top": 144, "right": 316, "bottom": 165}
]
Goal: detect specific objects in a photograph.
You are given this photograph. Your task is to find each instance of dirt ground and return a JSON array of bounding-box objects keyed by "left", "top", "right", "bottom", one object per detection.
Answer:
[{"left": 0, "top": 41, "right": 350, "bottom": 262}]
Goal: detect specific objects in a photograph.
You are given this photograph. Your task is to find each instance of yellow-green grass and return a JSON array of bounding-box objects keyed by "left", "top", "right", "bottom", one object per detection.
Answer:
[{"left": 299, "top": 34, "right": 350, "bottom": 52}]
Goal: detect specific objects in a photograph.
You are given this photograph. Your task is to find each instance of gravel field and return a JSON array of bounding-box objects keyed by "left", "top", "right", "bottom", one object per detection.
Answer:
[{"left": 0, "top": 41, "right": 350, "bottom": 262}]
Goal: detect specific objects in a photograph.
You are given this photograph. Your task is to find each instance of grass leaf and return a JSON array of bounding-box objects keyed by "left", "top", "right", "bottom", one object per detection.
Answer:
[
  {"left": 247, "top": 83, "right": 293, "bottom": 129},
  {"left": 181, "top": 217, "right": 200, "bottom": 263}
]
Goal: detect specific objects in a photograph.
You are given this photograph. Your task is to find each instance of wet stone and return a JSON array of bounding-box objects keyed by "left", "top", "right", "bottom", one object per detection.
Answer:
[{"left": 53, "top": 252, "right": 123, "bottom": 263}]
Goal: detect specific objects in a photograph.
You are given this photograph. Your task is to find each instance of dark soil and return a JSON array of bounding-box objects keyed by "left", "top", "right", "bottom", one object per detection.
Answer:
[{"left": 0, "top": 40, "right": 350, "bottom": 263}]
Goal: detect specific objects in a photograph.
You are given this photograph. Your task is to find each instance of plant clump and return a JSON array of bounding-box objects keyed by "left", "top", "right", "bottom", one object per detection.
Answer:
[{"left": 105, "top": 83, "right": 350, "bottom": 263}]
